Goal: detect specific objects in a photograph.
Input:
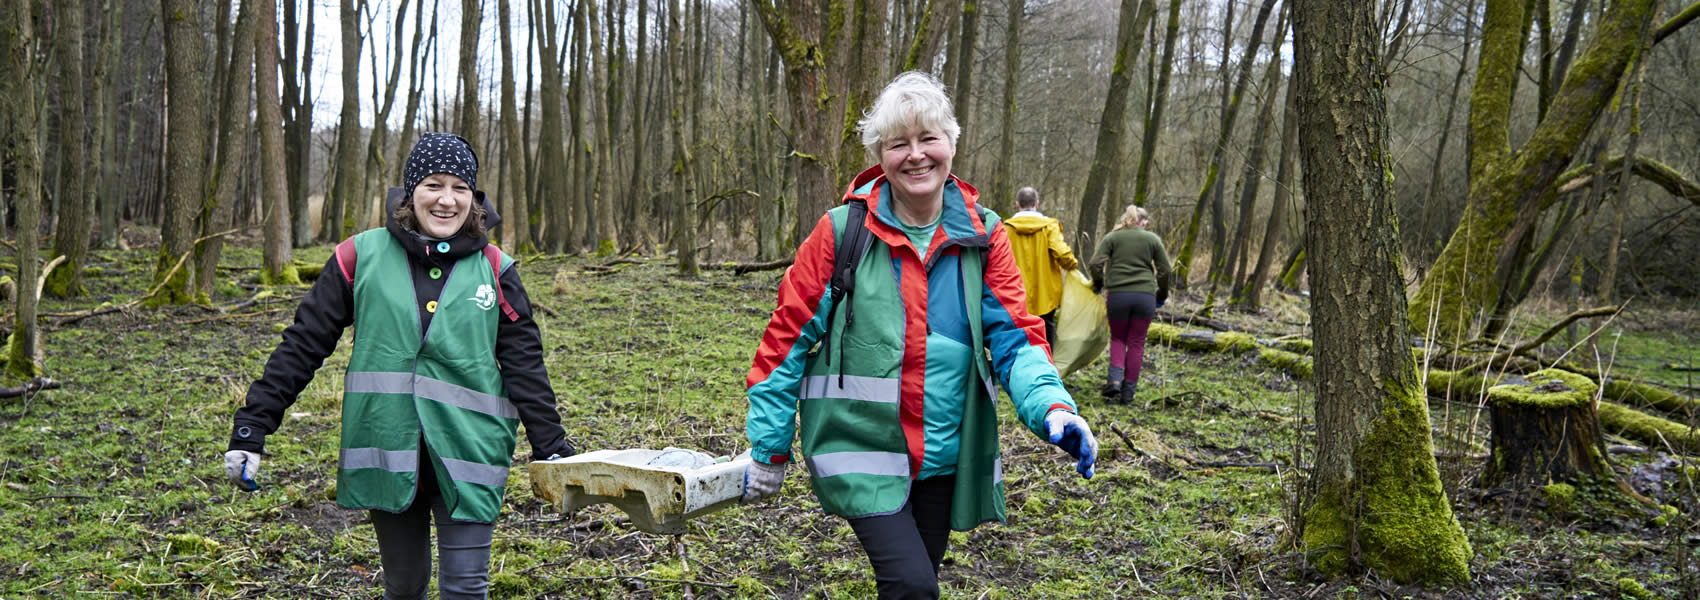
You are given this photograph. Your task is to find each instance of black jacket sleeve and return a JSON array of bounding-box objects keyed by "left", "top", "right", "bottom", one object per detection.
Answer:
[
  {"left": 495, "top": 265, "right": 573, "bottom": 460},
  {"left": 229, "top": 255, "right": 355, "bottom": 453}
]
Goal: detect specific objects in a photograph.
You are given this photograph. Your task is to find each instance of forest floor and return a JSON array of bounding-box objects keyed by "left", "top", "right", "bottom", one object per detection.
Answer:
[{"left": 0, "top": 237, "right": 1697, "bottom": 599}]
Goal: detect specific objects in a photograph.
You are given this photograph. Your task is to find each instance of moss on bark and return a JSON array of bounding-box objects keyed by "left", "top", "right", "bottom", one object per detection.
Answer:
[{"left": 1302, "top": 378, "right": 1472, "bottom": 583}]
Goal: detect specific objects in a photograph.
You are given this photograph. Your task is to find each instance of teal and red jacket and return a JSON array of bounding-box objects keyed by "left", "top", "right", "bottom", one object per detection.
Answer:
[{"left": 745, "top": 165, "right": 1078, "bottom": 529}]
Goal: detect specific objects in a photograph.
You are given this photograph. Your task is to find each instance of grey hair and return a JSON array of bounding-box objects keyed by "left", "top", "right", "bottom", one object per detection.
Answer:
[
  {"left": 1114, "top": 204, "right": 1150, "bottom": 231},
  {"left": 1016, "top": 187, "right": 1039, "bottom": 208},
  {"left": 857, "top": 71, "right": 962, "bottom": 157}
]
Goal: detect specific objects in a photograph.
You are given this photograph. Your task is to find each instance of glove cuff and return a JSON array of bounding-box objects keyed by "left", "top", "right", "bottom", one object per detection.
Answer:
[{"left": 228, "top": 423, "right": 266, "bottom": 454}]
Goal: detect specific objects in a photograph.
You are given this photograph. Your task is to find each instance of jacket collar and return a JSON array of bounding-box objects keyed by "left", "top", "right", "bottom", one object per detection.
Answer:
[{"left": 843, "top": 165, "right": 992, "bottom": 260}]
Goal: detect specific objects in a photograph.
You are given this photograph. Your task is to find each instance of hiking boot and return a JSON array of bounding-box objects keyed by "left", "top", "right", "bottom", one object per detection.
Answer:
[
  {"left": 1101, "top": 367, "right": 1125, "bottom": 399},
  {"left": 1118, "top": 380, "right": 1138, "bottom": 405}
]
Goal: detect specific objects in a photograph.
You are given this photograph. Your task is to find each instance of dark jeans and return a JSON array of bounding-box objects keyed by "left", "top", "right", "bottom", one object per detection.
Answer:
[
  {"left": 369, "top": 461, "right": 495, "bottom": 600},
  {"left": 847, "top": 475, "right": 957, "bottom": 600},
  {"left": 1106, "top": 291, "right": 1157, "bottom": 384},
  {"left": 1039, "top": 309, "right": 1058, "bottom": 349}
]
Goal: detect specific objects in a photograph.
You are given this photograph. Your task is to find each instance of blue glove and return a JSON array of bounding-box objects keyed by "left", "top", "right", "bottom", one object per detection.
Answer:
[{"left": 1044, "top": 412, "right": 1098, "bottom": 479}]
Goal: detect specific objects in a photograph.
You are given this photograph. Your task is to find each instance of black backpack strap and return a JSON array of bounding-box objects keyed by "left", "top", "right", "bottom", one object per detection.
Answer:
[{"left": 823, "top": 199, "right": 873, "bottom": 387}]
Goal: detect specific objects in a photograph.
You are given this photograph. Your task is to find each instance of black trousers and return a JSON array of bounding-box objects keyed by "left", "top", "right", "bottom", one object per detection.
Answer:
[
  {"left": 847, "top": 475, "right": 957, "bottom": 600},
  {"left": 1039, "top": 310, "right": 1058, "bottom": 348}
]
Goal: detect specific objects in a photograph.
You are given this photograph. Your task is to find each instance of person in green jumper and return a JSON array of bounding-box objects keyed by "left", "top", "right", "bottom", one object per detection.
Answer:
[
  {"left": 1089, "top": 204, "right": 1172, "bottom": 404},
  {"left": 742, "top": 72, "right": 1098, "bottom": 599},
  {"left": 221, "top": 132, "right": 572, "bottom": 599}
]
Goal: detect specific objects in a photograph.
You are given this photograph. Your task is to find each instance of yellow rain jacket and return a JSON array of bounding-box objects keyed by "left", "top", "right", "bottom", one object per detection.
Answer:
[{"left": 1004, "top": 211, "right": 1079, "bottom": 317}]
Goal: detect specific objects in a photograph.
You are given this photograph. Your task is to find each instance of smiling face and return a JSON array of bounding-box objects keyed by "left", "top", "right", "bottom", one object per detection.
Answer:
[
  {"left": 878, "top": 126, "right": 956, "bottom": 211},
  {"left": 411, "top": 173, "right": 474, "bottom": 238}
]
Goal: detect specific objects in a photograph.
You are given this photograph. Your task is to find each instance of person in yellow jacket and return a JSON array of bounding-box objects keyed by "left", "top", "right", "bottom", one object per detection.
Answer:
[{"left": 1003, "top": 187, "right": 1079, "bottom": 346}]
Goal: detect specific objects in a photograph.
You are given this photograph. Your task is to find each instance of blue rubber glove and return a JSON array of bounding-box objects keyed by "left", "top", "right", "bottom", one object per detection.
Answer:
[
  {"left": 742, "top": 459, "right": 787, "bottom": 503},
  {"left": 1044, "top": 412, "right": 1098, "bottom": 479},
  {"left": 223, "top": 450, "right": 261, "bottom": 491}
]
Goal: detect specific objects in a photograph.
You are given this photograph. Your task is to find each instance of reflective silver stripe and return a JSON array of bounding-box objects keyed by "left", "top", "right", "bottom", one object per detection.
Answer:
[
  {"left": 415, "top": 377, "right": 519, "bottom": 420},
  {"left": 441, "top": 457, "right": 510, "bottom": 487},
  {"left": 993, "top": 457, "right": 1004, "bottom": 484},
  {"left": 807, "top": 451, "right": 910, "bottom": 479},
  {"left": 340, "top": 448, "right": 419, "bottom": 472},
  {"left": 345, "top": 372, "right": 415, "bottom": 395},
  {"left": 799, "top": 375, "right": 900, "bottom": 404}
]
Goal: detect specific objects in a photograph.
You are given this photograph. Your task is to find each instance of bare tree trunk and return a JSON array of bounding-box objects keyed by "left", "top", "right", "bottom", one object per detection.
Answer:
[
  {"left": 533, "top": 0, "right": 568, "bottom": 253},
  {"left": 1075, "top": 0, "right": 1154, "bottom": 264},
  {"left": 283, "top": 0, "right": 316, "bottom": 246},
  {"left": 93, "top": 0, "right": 127, "bottom": 250},
  {"left": 498, "top": 0, "right": 527, "bottom": 251},
  {"left": 1416, "top": 0, "right": 1476, "bottom": 269},
  {"left": 195, "top": 0, "right": 257, "bottom": 301},
  {"left": 1221, "top": 8, "right": 1289, "bottom": 308},
  {"left": 834, "top": 0, "right": 890, "bottom": 193},
  {"left": 1240, "top": 75, "right": 1298, "bottom": 311},
  {"left": 625, "top": 0, "right": 650, "bottom": 250},
  {"left": 155, "top": 0, "right": 212, "bottom": 305},
  {"left": 563, "top": 0, "right": 588, "bottom": 252},
  {"left": 593, "top": 0, "right": 619, "bottom": 252},
  {"left": 5, "top": 0, "right": 45, "bottom": 378},
  {"left": 255, "top": 0, "right": 296, "bottom": 283},
  {"left": 988, "top": 0, "right": 1025, "bottom": 215},
  {"left": 949, "top": 2, "right": 979, "bottom": 151},
  {"left": 459, "top": 0, "right": 481, "bottom": 150},
  {"left": 1131, "top": 0, "right": 1182, "bottom": 211},
  {"left": 360, "top": 0, "right": 417, "bottom": 236},
  {"left": 1172, "top": 0, "right": 1279, "bottom": 292},
  {"left": 48, "top": 0, "right": 92, "bottom": 298},
  {"left": 667, "top": 0, "right": 697, "bottom": 275},
  {"left": 1293, "top": 0, "right": 1470, "bottom": 583},
  {"left": 328, "top": 0, "right": 366, "bottom": 242}
]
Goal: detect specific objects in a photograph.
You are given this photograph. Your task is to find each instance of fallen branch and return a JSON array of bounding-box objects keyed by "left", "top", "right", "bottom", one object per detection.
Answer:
[
  {"left": 1158, "top": 309, "right": 1238, "bottom": 332},
  {"left": 47, "top": 228, "right": 241, "bottom": 327},
  {"left": 1456, "top": 304, "right": 1623, "bottom": 374},
  {"left": 707, "top": 257, "right": 794, "bottom": 275},
  {"left": 0, "top": 377, "right": 61, "bottom": 398}
]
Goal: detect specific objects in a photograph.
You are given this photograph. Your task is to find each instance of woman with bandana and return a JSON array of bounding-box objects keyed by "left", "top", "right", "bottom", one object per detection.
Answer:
[{"left": 222, "top": 132, "right": 571, "bottom": 599}]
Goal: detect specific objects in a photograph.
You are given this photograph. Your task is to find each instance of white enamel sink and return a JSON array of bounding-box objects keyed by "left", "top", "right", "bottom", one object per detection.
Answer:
[{"left": 528, "top": 448, "right": 751, "bottom": 534}]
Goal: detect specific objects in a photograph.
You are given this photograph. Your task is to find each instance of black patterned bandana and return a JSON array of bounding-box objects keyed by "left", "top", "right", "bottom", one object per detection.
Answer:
[{"left": 402, "top": 132, "right": 479, "bottom": 194}]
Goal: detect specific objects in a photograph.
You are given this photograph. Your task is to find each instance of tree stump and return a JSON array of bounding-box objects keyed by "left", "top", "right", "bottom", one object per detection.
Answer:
[{"left": 1479, "top": 369, "right": 1611, "bottom": 488}]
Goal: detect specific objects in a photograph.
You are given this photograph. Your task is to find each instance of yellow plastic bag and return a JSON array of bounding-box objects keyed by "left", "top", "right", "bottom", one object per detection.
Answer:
[{"left": 1051, "top": 270, "right": 1108, "bottom": 378}]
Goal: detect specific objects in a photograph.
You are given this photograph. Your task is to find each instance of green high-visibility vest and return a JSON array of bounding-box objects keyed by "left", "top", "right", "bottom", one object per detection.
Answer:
[{"left": 337, "top": 229, "right": 518, "bottom": 523}]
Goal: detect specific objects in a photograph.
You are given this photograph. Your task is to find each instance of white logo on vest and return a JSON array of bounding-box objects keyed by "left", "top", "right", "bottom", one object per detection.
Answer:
[{"left": 470, "top": 284, "right": 496, "bottom": 310}]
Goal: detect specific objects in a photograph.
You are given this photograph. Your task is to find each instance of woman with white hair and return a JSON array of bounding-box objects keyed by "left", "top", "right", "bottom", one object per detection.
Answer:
[
  {"left": 741, "top": 71, "right": 1099, "bottom": 599},
  {"left": 1089, "top": 204, "right": 1172, "bottom": 404}
]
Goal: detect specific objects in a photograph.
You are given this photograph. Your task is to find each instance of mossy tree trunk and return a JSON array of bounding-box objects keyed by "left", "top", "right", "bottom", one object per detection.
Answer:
[
  {"left": 48, "top": 0, "right": 90, "bottom": 299},
  {"left": 1076, "top": 0, "right": 1154, "bottom": 264},
  {"left": 1292, "top": 0, "right": 1470, "bottom": 583},
  {"left": 195, "top": 0, "right": 256, "bottom": 302},
  {"left": 5, "top": 0, "right": 43, "bottom": 380},
  {"left": 752, "top": 0, "right": 850, "bottom": 249},
  {"left": 835, "top": 0, "right": 889, "bottom": 194},
  {"left": 1479, "top": 370, "right": 1613, "bottom": 488},
  {"left": 154, "top": 0, "right": 212, "bottom": 306},
  {"left": 1407, "top": 0, "right": 1656, "bottom": 341}
]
